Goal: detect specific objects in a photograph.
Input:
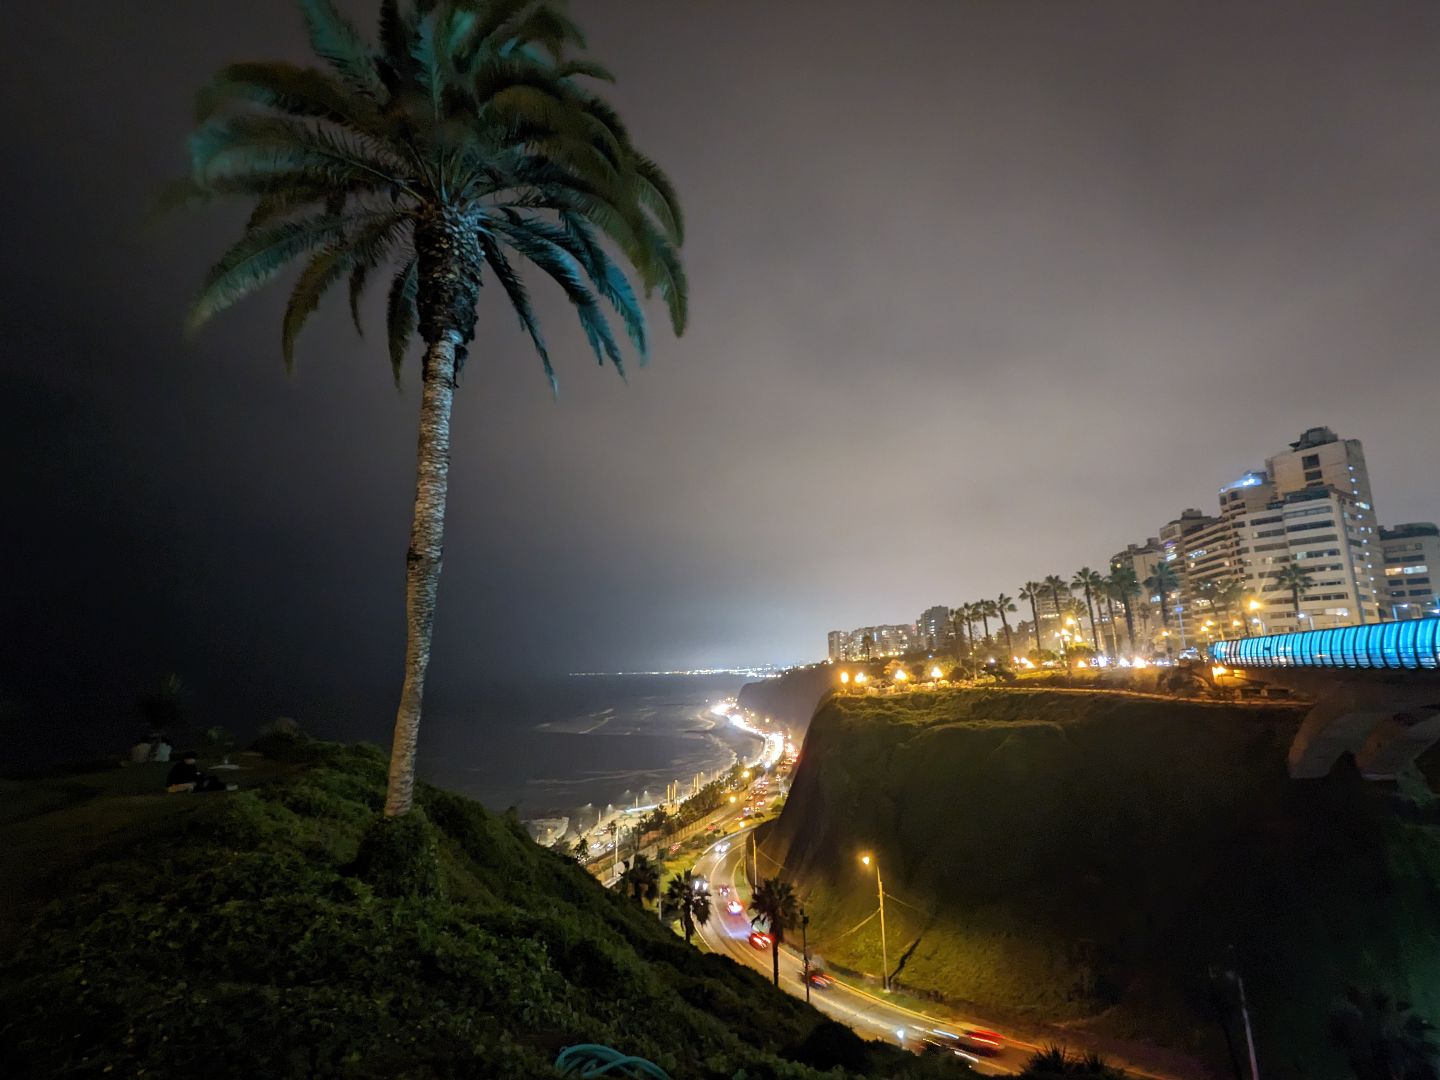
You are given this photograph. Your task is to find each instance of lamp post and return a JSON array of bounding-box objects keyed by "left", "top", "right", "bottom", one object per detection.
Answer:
[{"left": 860, "top": 853, "right": 889, "bottom": 991}]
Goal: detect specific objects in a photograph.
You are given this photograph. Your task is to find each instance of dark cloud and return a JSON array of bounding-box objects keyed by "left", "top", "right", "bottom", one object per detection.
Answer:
[{"left": 5, "top": 1, "right": 1440, "bottom": 737}]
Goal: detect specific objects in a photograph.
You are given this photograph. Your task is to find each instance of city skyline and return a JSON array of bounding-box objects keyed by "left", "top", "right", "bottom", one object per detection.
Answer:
[{"left": 829, "top": 423, "right": 1436, "bottom": 662}]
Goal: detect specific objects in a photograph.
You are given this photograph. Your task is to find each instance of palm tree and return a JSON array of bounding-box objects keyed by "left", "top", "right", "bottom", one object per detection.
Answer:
[
  {"left": 978, "top": 600, "right": 995, "bottom": 649},
  {"left": 749, "top": 876, "right": 799, "bottom": 987},
  {"left": 1330, "top": 987, "right": 1440, "bottom": 1080},
  {"left": 621, "top": 853, "right": 661, "bottom": 907},
  {"left": 1276, "top": 562, "right": 1317, "bottom": 627},
  {"left": 1020, "top": 581, "right": 1045, "bottom": 657},
  {"left": 950, "top": 608, "right": 968, "bottom": 663},
  {"left": 994, "top": 593, "right": 1017, "bottom": 660},
  {"left": 1217, "top": 580, "right": 1249, "bottom": 637},
  {"left": 1043, "top": 575, "right": 1069, "bottom": 658},
  {"left": 1144, "top": 563, "right": 1180, "bottom": 656},
  {"left": 664, "top": 869, "right": 712, "bottom": 944},
  {"left": 176, "top": 0, "right": 686, "bottom": 818},
  {"left": 1072, "top": 568, "right": 1104, "bottom": 653},
  {"left": 1107, "top": 567, "right": 1139, "bottom": 655}
]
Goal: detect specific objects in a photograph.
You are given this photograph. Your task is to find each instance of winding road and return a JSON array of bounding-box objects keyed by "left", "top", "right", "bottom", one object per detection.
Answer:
[{"left": 692, "top": 829, "right": 1029, "bottom": 1074}]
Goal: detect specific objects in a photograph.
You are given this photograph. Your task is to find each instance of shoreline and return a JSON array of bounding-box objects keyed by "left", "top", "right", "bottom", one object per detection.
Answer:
[{"left": 564, "top": 698, "right": 767, "bottom": 854}]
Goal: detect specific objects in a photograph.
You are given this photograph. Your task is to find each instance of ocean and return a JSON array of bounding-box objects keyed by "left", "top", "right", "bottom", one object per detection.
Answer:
[{"left": 415, "top": 673, "right": 758, "bottom": 824}]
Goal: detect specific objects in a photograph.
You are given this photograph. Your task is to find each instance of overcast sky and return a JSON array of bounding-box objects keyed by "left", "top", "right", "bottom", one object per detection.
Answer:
[{"left": 5, "top": 1, "right": 1440, "bottom": 735}]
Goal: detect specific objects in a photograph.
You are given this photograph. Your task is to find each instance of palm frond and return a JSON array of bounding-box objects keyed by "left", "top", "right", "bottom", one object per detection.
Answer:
[
  {"left": 556, "top": 212, "right": 647, "bottom": 358},
  {"left": 281, "top": 212, "right": 408, "bottom": 370},
  {"left": 633, "top": 153, "right": 684, "bottom": 243},
  {"left": 195, "top": 62, "right": 370, "bottom": 127},
  {"left": 490, "top": 218, "right": 623, "bottom": 374},
  {"left": 190, "top": 115, "right": 409, "bottom": 193},
  {"left": 297, "top": 0, "right": 384, "bottom": 99},
  {"left": 385, "top": 258, "right": 419, "bottom": 386},
  {"left": 478, "top": 233, "right": 555, "bottom": 393},
  {"left": 190, "top": 214, "right": 353, "bottom": 331}
]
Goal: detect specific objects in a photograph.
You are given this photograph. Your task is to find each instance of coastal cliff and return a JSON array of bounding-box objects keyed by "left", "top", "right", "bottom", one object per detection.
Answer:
[
  {"left": 761, "top": 688, "right": 1440, "bottom": 1078},
  {"left": 736, "top": 665, "right": 839, "bottom": 734}
]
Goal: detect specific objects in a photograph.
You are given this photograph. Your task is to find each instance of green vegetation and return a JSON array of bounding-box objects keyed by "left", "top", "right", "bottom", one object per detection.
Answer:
[
  {"left": 172, "top": 0, "right": 687, "bottom": 818},
  {"left": 761, "top": 688, "right": 1440, "bottom": 1078},
  {"left": 0, "top": 736, "right": 972, "bottom": 1078},
  {"left": 749, "top": 877, "right": 800, "bottom": 987}
]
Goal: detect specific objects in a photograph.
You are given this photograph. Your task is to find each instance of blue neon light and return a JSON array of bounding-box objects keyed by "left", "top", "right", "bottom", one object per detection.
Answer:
[{"left": 1212, "top": 618, "right": 1440, "bottom": 671}]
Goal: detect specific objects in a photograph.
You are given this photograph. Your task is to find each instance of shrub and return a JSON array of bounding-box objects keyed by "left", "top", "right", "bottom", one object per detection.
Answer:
[{"left": 350, "top": 810, "right": 443, "bottom": 899}]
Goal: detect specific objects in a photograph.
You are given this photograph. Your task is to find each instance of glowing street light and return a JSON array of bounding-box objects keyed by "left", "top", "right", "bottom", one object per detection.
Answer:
[
  {"left": 893, "top": 668, "right": 908, "bottom": 683},
  {"left": 929, "top": 666, "right": 944, "bottom": 680},
  {"left": 859, "top": 853, "right": 889, "bottom": 991},
  {"left": 839, "top": 671, "right": 850, "bottom": 685},
  {"left": 854, "top": 672, "right": 868, "bottom": 685}
]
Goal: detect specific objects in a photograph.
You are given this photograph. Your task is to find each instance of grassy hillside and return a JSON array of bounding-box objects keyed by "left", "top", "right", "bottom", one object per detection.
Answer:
[
  {"left": 760, "top": 688, "right": 1440, "bottom": 1078},
  {"left": 0, "top": 737, "right": 971, "bottom": 1079}
]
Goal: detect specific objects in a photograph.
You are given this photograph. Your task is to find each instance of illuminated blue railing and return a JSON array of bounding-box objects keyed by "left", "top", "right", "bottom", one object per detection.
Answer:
[{"left": 1212, "top": 618, "right": 1440, "bottom": 671}]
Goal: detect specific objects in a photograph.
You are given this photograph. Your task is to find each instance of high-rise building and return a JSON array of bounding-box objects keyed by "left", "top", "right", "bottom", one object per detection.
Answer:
[
  {"left": 826, "top": 622, "right": 919, "bottom": 661},
  {"left": 1232, "top": 486, "right": 1383, "bottom": 631},
  {"left": 1266, "top": 426, "right": 1375, "bottom": 506},
  {"left": 1380, "top": 523, "right": 1440, "bottom": 620},
  {"left": 918, "top": 605, "right": 953, "bottom": 651}
]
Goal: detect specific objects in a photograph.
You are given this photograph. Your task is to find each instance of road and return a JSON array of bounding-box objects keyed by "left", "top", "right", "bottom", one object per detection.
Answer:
[{"left": 693, "top": 830, "right": 1027, "bottom": 1074}]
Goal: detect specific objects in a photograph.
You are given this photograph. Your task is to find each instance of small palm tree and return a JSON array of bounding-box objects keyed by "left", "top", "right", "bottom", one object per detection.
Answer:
[
  {"left": 994, "top": 592, "right": 1017, "bottom": 660},
  {"left": 1144, "top": 563, "right": 1180, "bottom": 656},
  {"left": 175, "top": 0, "right": 686, "bottom": 818},
  {"left": 1020, "top": 581, "right": 1045, "bottom": 657},
  {"left": 1275, "top": 562, "right": 1317, "bottom": 627},
  {"left": 1072, "top": 568, "right": 1105, "bottom": 653},
  {"left": 664, "top": 869, "right": 712, "bottom": 944},
  {"left": 749, "top": 876, "right": 799, "bottom": 986},
  {"left": 621, "top": 853, "right": 661, "bottom": 907},
  {"left": 1107, "top": 567, "right": 1139, "bottom": 655},
  {"left": 1330, "top": 987, "right": 1440, "bottom": 1080}
]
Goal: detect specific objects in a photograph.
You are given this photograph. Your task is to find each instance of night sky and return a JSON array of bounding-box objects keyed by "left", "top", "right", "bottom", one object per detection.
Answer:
[{"left": 5, "top": 2, "right": 1440, "bottom": 746}]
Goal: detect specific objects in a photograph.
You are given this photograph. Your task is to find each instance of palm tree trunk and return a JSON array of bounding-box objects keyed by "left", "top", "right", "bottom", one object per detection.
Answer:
[
  {"left": 1085, "top": 589, "right": 1100, "bottom": 651},
  {"left": 1028, "top": 597, "right": 1041, "bottom": 657},
  {"left": 384, "top": 335, "right": 458, "bottom": 818},
  {"left": 1000, "top": 613, "right": 1013, "bottom": 660},
  {"left": 1103, "top": 594, "right": 1118, "bottom": 655},
  {"left": 1122, "top": 597, "right": 1136, "bottom": 654},
  {"left": 772, "top": 940, "right": 780, "bottom": 986}
]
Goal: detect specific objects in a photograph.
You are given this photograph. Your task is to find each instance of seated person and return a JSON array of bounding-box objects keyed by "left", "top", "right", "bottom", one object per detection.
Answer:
[
  {"left": 166, "top": 751, "right": 236, "bottom": 793},
  {"left": 129, "top": 737, "right": 152, "bottom": 764},
  {"left": 152, "top": 736, "right": 172, "bottom": 762}
]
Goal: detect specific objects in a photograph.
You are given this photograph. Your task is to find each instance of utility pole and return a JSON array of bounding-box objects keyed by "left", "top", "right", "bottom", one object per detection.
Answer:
[
  {"left": 801, "top": 910, "right": 811, "bottom": 1004},
  {"left": 861, "top": 854, "right": 889, "bottom": 991}
]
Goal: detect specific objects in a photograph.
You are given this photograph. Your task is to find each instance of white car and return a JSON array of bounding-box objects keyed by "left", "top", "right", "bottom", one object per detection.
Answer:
[{"left": 715, "top": 841, "right": 730, "bottom": 854}]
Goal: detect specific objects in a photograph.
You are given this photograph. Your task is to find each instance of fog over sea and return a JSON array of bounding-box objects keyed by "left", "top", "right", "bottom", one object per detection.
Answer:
[{"left": 417, "top": 673, "right": 757, "bottom": 823}]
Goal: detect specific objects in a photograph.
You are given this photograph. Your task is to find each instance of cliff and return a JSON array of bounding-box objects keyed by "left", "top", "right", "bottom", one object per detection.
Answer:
[
  {"left": 760, "top": 688, "right": 1440, "bottom": 1078},
  {"left": 737, "top": 664, "right": 842, "bottom": 733}
]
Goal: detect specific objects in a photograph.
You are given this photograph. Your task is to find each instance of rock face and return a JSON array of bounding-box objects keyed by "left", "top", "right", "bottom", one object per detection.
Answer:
[
  {"left": 762, "top": 688, "right": 1440, "bottom": 1079},
  {"left": 737, "top": 665, "right": 840, "bottom": 734}
]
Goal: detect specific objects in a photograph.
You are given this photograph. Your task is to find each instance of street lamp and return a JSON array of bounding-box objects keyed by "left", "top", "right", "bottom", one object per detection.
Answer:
[
  {"left": 840, "top": 671, "right": 850, "bottom": 685},
  {"left": 893, "top": 668, "right": 908, "bottom": 684},
  {"left": 859, "top": 853, "right": 889, "bottom": 991},
  {"left": 930, "top": 665, "right": 943, "bottom": 680}
]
